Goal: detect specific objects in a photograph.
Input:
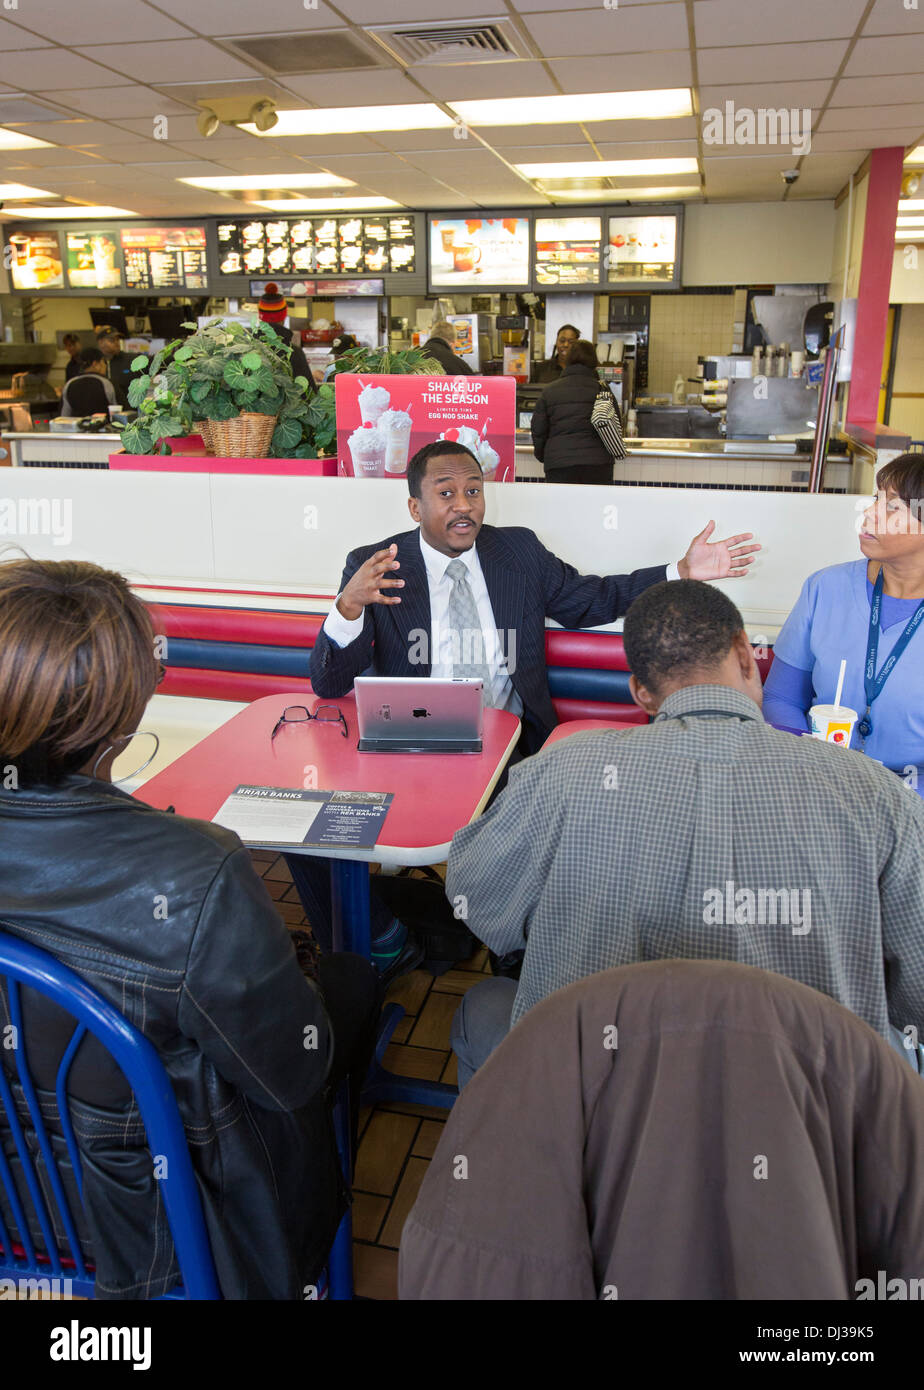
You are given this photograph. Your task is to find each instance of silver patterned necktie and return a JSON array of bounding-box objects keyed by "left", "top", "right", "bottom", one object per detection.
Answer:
[{"left": 445, "top": 558, "right": 495, "bottom": 705}]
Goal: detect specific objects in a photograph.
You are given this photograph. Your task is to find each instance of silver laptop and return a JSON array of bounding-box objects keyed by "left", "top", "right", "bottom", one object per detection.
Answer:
[{"left": 355, "top": 677, "right": 484, "bottom": 753}]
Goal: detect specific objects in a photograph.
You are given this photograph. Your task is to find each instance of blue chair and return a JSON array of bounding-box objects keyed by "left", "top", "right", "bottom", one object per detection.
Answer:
[{"left": 0, "top": 929, "right": 220, "bottom": 1300}]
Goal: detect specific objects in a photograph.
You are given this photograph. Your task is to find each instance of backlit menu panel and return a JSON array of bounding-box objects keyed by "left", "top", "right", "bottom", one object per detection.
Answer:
[
  {"left": 534, "top": 216, "right": 602, "bottom": 286},
  {"left": 120, "top": 226, "right": 207, "bottom": 290},
  {"left": 217, "top": 215, "right": 416, "bottom": 277}
]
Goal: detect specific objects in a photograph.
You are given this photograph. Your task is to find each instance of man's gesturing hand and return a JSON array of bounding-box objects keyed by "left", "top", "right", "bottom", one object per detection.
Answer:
[
  {"left": 335, "top": 544, "right": 404, "bottom": 621},
  {"left": 677, "top": 521, "right": 761, "bottom": 581}
]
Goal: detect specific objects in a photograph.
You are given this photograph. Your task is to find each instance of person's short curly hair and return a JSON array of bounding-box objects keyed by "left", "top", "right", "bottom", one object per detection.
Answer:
[
  {"left": 623, "top": 580, "right": 745, "bottom": 694},
  {"left": 0, "top": 558, "right": 160, "bottom": 786}
]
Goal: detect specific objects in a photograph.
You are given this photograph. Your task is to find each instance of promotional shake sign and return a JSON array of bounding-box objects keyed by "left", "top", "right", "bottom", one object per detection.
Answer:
[{"left": 336, "top": 373, "right": 516, "bottom": 482}]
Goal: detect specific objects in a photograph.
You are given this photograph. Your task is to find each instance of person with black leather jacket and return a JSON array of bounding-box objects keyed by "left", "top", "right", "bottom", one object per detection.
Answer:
[
  {"left": 0, "top": 558, "right": 379, "bottom": 1299},
  {"left": 530, "top": 338, "right": 614, "bottom": 484},
  {"left": 420, "top": 320, "right": 474, "bottom": 375}
]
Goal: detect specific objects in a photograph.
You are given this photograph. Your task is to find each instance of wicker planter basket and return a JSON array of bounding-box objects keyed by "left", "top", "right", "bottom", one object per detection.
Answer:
[{"left": 198, "top": 412, "right": 277, "bottom": 458}]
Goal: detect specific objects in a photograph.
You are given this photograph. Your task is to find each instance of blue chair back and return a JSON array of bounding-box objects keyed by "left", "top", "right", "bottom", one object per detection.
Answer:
[{"left": 0, "top": 928, "right": 221, "bottom": 1300}]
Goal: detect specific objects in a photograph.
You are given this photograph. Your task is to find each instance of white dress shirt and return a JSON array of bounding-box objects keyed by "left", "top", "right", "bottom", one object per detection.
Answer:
[{"left": 322, "top": 530, "right": 681, "bottom": 712}]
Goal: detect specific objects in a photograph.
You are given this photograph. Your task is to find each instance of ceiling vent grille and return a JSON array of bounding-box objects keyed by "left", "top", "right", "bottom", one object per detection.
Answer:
[
  {"left": 368, "top": 19, "right": 526, "bottom": 65},
  {"left": 221, "top": 30, "right": 388, "bottom": 75}
]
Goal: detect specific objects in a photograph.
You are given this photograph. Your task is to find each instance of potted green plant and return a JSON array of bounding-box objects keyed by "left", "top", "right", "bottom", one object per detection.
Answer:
[
  {"left": 119, "top": 319, "right": 316, "bottom": 458},
  {"left": 305, "top": 344, "right": 444, "bottom": 456}
]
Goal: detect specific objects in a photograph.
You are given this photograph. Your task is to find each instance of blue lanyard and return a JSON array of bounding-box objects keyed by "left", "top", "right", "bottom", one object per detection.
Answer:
[{"left": 857, "top": 569, "right": 924, "bottom": 740}]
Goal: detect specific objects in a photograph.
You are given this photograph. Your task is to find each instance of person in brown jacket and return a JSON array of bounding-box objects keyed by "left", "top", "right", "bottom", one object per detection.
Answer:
[{"left": 399, "top": 960, "right": 924, "bottom": 1301}]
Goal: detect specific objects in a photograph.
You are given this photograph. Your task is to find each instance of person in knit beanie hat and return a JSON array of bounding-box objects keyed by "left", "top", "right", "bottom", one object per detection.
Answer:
[{"left": 256, "top": 283, "right": 315, "bottom": 392}]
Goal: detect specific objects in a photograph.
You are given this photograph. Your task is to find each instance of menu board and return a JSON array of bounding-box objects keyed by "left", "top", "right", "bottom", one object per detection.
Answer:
[
  {"left": 217, "top": 215, "right": 416, "bottom": 278},
  {"left": 66, "top": 230, "right": 122, "bottom": 289},
  {"left": 607, "top": 214, "right": 678, "bottom": 285},
  {"left": 8, "top": 230, "right": 64, "bottom": 290},
  {"left": 535, "top": 216, "right": 602, "bottom": 286},
  {"left": 120, "top": 226, "right": 207, "bottom": 290},
  {"left": 429, "top": 217, "right": 530, "bottom": 289}
]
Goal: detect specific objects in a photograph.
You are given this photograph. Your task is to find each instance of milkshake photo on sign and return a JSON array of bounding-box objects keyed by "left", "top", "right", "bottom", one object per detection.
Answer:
[{"left": 335, "top": 373, "right": 517, "bottom": 481}]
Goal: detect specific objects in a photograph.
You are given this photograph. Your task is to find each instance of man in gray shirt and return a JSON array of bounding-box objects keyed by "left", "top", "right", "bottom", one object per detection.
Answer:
[{"left": 447, "top": 579, "right": 924, "bottom": 1086}]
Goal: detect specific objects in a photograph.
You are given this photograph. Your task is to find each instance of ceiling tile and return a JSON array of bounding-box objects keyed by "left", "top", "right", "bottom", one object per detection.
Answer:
[
  {"left": 830, "top": 73, "right": 924, "bottom": 106},
  {"left": 514, "top": 0, "right": 625, "bottom": 9},
  {"left": 335, "top": 0, "right": 487, "bottom": 18},
  {"left": 0, "top": 18, "right": 52, "bottom": 50},
  {"left": 413, "top": 62, "right": 556, "bottom": 101},
  {"left": 820, "top": 104, "right": 924, "bottom": 132},
  {"left": 549, "top": 52, "right": 693, "bottom": 91},
  {"left": 280, "top": 70, "right": 416, "bottom": 104},
  {"left": 862, "top": 0, "right": 924, "bottom": 34},
  {"left": 247, "top": 133, "right": 383, "bottom": 156},
  {"left": 694, "top": 0, "right": 867, "bottom": 45},
  {"left": 810, "top": 129, "right": 921, "bottom": 152},
  {"left": 376, "top": 129, "right": 469, "bottom": 152},
  {"left": 699, "top": 81, "right": 832, "bottom": 111},
  {"left": 0, "top": 49, "right": 121, "bottom": 90},
  {"left": 76, "top": 40, "right": 260, "bottom": 84},
  {"left": 107, "top": 141, "right": 210, "bottom": 163},
  {"left": 582, "top": 117, "right": 700, "bottom": 142},
  {"left": 35, "top": 86, "right": 195, "bottom": 118},
  {"left": 845, "top": 33, "right": 924, "bottom": 76},
  {"left": 7, "top": 0, "right": 193, "bottom": 45},
  {"left": 591, "top": 139, "right": 700, "bottom": 160},
  {"left": 297, "top": 153, "right": 413, "bottom": 173},
  {"left": 493, "top": 143, "right": 591, "bottom": 162},
  {"left": 526, "top": 3, "right": 689, "bottom": 57},
  {"left": 149, "top": 0, "right": 345, "bottom": 31},
  {"left": 477, "top": 124, "right": 590, "bottom": 148},
  {"left": 698, "top": 41, "right": 849, "bottom": 85},
  {"left": 6, "top": 119, "right": 149, "bottom": 145}
]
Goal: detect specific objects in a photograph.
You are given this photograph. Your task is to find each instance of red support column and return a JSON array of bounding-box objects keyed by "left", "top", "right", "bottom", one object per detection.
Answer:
[{"left": 846, "top": 146, "right": 904, "bottom": 425}]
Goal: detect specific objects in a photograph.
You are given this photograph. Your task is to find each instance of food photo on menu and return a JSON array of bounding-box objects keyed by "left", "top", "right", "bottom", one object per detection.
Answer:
[
  {"left": 429, "top": 216, "right": 529, "bottom": 287},
  {"left": 334, "top": 373, "right": 516, "bottom": 482}
]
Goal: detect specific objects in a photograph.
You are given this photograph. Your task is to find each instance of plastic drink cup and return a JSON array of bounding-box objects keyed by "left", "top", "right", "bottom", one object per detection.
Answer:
[
  {"left": 440, "top": 228, "right": 456, "bottom": 254},
  {"left": 358, "top": 383, "right": 390, "bottom": 425},
  {"left": 348, "top": 423, "right": 386, "bottom": 477},
  {"left": 808, "top": 704, "right": 858, "bottom": 747},
  {"left": 379, "top": 408, "right": 412, "bottom": 474}
]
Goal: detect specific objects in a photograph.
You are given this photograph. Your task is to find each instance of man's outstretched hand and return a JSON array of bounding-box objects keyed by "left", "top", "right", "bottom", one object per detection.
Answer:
[{"left": 677, "top": 521, "right": 761, "bottom": 581}]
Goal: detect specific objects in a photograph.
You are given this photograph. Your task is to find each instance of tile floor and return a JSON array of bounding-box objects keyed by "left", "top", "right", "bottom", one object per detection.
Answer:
[{"left": 249, "top": 848, "right": 491, "bottom": 1301}]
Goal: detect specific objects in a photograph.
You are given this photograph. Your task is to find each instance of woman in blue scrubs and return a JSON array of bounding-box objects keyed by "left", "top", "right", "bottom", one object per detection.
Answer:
[{"left": 764, "top": 453, "right": 924, "bottom": 794}]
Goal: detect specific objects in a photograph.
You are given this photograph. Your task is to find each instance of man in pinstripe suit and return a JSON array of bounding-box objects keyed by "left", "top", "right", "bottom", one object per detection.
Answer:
[
  {"left": 293, "top": 440, "right": 759, "bottom": 979},
  {"left": 310, "top": 440, "right": 759, "bottom": 756}
]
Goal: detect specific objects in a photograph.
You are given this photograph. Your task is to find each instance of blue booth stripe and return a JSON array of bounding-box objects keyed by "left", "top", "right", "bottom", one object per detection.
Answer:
[
  {"left": 547, "top": 667, "right": 634, "bottom": 703},
  {"left": 164, "top": 638, "right": 310, "bottom": 678}
]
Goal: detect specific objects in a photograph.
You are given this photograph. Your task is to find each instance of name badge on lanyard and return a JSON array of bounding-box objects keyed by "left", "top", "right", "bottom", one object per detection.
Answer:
[{"left": 857, "top": 569, "right": 924, "bottom": 742}]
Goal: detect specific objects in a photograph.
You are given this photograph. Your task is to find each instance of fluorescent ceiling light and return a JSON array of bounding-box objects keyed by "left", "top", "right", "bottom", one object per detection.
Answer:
[
  {"left": 545, "top": 185, "right": 699, "bottom": 200},
  {"left": 0, "top": 129, "right": 53, "bottom": 150},
  {"left": 8, "top": 205, "right": 138, "bottom": 218},
  {"left": 899, "top": 199, "right": 924, "bottom": 211},
  {"left": 241, "top": 104, "right": 454, "bottom": 137},
  {"left": 178, "top": 173, "right": 356, "bottom": 190},
  {"left": 895, "top": 230, "right": 924, "bottom": 240},
  {"left": 905, "top": 146, "right": 924, "bottom": 164},
  {"left": 896, "top": 215, "right": 924, "bottom": 226},
  {"left": 520, "top": 158, "right": 698, "bottom": 179},
  {"left": 255, "top": 196, "right": 403, "bottom": 211},
  {"left": 0, "top": 183, "right": 51, "bottom": 199},
  {"left": 450, "top": 89, "right": 692, "bottom": 127}
]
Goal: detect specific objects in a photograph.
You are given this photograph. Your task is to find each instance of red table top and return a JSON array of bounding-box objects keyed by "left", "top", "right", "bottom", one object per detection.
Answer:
[
  {"left": 544, "top": 718, "right": 639, "bottom": 747},
  {"left": 138, "top": 692, "right": 521, "bottom": 863}
]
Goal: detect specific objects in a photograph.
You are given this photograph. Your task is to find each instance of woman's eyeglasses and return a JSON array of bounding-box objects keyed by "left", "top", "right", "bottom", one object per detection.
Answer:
[{"left": 271, "top": 704, "right": 348, "bottom": 741}]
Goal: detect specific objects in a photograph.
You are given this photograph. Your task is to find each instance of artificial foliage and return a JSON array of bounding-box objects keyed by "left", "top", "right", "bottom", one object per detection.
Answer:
[{"left": 119, "top": 318, "right": 315, "bottom": 456}]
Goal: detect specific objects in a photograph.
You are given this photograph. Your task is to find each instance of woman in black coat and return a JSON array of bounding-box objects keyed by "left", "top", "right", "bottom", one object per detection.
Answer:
[
  {"left": 530, "top": 339, "right": 614, "bottom": 484},
  {"left": 0, "top": 558, "right": 380, "bottom": 1298}
]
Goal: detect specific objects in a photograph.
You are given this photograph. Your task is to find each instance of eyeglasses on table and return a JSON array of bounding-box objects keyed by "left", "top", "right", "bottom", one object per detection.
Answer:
[{"left": 270, "top": 704, "right": 349, "bottom": 740}]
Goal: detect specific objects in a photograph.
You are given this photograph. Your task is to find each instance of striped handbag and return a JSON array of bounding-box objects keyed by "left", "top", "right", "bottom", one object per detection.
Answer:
[{"left": 591, "top": 387, "right": 628, "bottom": 459}]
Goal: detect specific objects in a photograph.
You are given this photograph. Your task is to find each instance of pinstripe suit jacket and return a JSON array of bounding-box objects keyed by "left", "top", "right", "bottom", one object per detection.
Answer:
[{"left": 309, "top": 524, "right": 667, "bottom": 752}]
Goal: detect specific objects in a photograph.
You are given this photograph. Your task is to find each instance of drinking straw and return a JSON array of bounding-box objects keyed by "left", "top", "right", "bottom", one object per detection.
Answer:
[
  {"left": 833, "top": 658, "right": 846, "bottom": 711},
  {"left": 481, "top": 417, "right": 491, "bottom": 436}
]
